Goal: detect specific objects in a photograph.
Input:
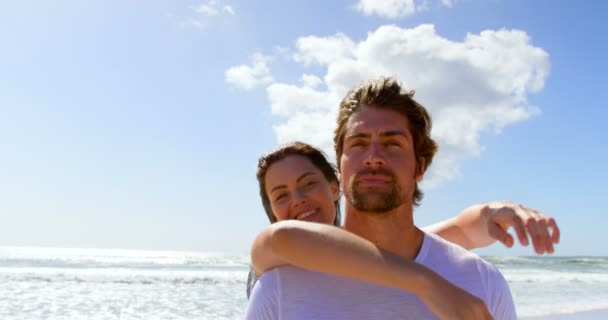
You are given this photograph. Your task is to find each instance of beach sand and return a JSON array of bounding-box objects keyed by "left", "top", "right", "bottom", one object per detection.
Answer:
[{"left": 522, "top": 309, "right": 608, "bottom": 320}]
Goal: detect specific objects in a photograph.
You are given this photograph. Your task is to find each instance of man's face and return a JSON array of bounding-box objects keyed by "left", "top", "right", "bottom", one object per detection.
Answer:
[{"left": 339, "top": 107, "right": 423, "bottom": 214}]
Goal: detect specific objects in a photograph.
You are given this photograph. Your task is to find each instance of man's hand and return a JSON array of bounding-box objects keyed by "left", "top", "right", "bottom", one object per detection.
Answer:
[{"left": 483, "top": 201, "right": 560, "bottom": 254}]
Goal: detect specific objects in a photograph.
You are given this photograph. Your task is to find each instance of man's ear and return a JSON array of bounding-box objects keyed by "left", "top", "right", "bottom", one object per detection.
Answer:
[{"left": 415, "top": 157, "right": 426, "bottom": 182}]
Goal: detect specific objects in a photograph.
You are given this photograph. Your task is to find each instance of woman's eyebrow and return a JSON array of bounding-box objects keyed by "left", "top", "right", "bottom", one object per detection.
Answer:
[
  {"left": 269, "top": 172, "right": 315, "bottom": 194},
  {"left": 269, "top": 184, "right": 287, "bottom": 194},
  {"left": 296, "top": 172, "right": 315, "bottom": 183}
]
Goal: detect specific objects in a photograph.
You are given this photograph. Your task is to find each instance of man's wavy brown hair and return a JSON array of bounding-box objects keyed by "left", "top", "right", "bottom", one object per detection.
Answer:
[{"left": 333, "top": 76, "right": 438, "bottom": 206}]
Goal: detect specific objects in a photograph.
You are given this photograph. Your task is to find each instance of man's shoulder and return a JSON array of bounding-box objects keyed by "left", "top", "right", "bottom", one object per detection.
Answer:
[
  {"left": 421, "top": 232, "right": 510, "bottom": 296},
  {"left": 422, "top": 231, "right": 500, "bottom": 274},
  {"left": 421, "top": 232, "right": 516, "bottom": 319}
]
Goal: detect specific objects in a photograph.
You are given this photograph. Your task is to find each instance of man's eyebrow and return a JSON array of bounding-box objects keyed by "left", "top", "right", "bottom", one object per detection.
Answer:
[
  {"left": 345, "top": 130, "right": 410, "bottom": 140},
  {"left": 345, "top": 132, "right": 370, "bottom": 140},
  {"left": 380, "top": 130, "right": 410, "bottom": 139},
  {"left": 269, "top": 172, "right": 315, "bottom": 194}
]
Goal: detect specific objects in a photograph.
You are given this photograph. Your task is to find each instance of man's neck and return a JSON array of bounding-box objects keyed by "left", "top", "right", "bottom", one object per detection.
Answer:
[{"left": 343, "top": 202, "right": 424, "bottom": 260}]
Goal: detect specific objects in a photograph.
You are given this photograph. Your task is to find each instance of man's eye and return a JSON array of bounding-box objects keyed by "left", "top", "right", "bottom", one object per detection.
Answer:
[{"left": 275, "top": 194, "right": 287, "bottom": 201}]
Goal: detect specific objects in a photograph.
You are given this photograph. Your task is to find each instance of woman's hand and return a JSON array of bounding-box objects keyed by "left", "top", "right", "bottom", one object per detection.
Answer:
[{"left": 418, "top": 272, "right": 493, "bottom": 320}]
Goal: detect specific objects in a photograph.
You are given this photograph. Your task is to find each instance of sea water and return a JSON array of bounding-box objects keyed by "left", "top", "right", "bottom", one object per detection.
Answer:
[
  {"left": 487, "top": 256, "right": 608, "bottom": 318},
  {"left": 1, "top": 247, "right": 607, "bottom": 319}
]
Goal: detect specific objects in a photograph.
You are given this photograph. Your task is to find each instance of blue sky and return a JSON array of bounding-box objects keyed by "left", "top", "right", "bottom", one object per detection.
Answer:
[{"left": 1, "top": 0, "right": 606, "bottom": 256}]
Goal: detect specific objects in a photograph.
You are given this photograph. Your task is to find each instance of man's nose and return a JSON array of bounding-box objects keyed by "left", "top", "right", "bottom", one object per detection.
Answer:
[{"left": 364, "top": 143, "right": 385, "bottom": 167}]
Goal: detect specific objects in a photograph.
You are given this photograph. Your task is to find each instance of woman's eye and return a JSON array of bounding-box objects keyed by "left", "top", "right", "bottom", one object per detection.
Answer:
[
  {"left": 306, "top": 181, "right": 317, "bottom": 187},
  {"left": 275, "top": 193, "right": 287, "bottom": 201}
]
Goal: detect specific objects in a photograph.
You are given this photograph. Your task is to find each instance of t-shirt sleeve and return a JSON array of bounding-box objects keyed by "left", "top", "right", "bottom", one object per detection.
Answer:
[
  {"left": 487, "top": 267, "right": 517, "bottom": 320},
  {"left": 244, "top": 270, "right": 281, "bottom": 320},
  {"left": 246, "top": 267, "right": 258, "bottom": 299}
]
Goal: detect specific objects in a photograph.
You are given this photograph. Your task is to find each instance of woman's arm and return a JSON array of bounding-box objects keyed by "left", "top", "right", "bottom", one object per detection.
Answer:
[
  {"left": 251, "top": 220, "right": 492, "bottom": 320},
  {"left": 423, "top": 201, "right": 560, "bottom": 254}
]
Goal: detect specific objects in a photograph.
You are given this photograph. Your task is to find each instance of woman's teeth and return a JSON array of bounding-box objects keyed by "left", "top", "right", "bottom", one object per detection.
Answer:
[{"left": 297, "top": 210, "right": 316, "bottom": 220}]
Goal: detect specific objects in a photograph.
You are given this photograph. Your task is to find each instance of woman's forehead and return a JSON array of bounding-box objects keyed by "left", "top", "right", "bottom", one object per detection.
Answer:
[
  {"left": 269, "top": 155, "right": 319, "bottom": 175},
  {"left": 265, "top": 155, "right": 324, "bottom": 194}
]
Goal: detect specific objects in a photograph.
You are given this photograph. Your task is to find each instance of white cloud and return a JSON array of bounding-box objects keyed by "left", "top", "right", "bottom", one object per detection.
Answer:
[
  {"left": 293, "top": 33, "right": 357, "bottom": 66},
  {"left": 440, "top": 0, "right": 455, "bottom": 8},
  {"left": 181, "top": 1, "right": 234, "bottom": 29},
  {"left": 225, "top": 53, "right": 274, "bottom": 90},
  {"left": 354, "top": 0, "right": 459, "bottom": 18},
  {"left": 236, "top": 24, "right": 550, "bottom": 188},
  {"left": 301, "top": 74, "right": 323, "bottom": 88},
  {"left": 355, "top": 0, "right": 417, "bottom": 18},
  {"left": 179, "top": 18, "right": 206, "bottom": 30},
  {"left": 193, "top": 0, "right": 235, "bottom": 16},
  {"left": 223, "top": 5, "right": 235, "bottom": 15},
  {"left": 195, "top": 4, "right": 219, "bottom": 16},
  {"left": 266, "top": 83, "right": 338, "bottom": 116}
]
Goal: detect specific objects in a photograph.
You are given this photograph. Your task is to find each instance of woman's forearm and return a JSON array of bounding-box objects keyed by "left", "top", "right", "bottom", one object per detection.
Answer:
[
  {"left": 251, "top": 220, "right": 439, "bottom": 297},
  {"left": 250, "top": 220, "right": 495, "bottom": 319}
]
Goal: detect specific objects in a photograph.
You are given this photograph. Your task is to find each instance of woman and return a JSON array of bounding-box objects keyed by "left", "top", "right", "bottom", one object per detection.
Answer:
[{"left": 248, "top": 142, "right": 559, "bottom": 319}]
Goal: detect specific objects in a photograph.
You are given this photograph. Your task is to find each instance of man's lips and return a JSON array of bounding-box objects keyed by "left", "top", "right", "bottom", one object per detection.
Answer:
[{"left": 357, "top": 175, "right": 391, "bottom": 186}]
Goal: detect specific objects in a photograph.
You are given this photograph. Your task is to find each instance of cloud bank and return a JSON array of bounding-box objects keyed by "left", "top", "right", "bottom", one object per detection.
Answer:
[{"left": 227, "top": 24, "right": 550, "bottom": 187}]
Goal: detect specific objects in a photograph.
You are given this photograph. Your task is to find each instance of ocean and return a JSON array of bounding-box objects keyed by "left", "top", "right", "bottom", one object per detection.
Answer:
[{"left": 1, "top": 246, "right": 607, "bottom": 319}]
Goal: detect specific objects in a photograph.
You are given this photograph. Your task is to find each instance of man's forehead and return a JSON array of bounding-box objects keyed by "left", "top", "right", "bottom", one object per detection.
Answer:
[{"left": 345, "top": 107, "right": 410, "bottom": 135}]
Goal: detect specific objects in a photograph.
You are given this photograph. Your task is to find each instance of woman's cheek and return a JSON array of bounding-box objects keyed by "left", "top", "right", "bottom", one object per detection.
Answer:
[{"left": 272, "top": 204, "right": 289, "bottom": 221}]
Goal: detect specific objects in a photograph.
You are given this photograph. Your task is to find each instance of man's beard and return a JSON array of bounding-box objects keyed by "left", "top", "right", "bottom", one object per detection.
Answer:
[{"left": 346, "top": 168, "right": 404, "bottom": 214}]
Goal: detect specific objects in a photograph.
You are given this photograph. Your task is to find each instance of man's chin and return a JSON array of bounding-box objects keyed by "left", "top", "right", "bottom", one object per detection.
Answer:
[{"left": 350, "top": 195, "right": 399, "bottom": 214}]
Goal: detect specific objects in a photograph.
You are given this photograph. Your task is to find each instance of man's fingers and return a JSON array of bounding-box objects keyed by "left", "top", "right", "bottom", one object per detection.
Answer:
[
  {"left": 504, "top": 234, "right": 514, "bottom": 248},
  {"left": 486, "top": 201, "right": 559, "bottom": 254},
  {"left": 510, "top": 215, "right": 529, "bottom": 247},
  {"left": 538, "top": 220, "right": 554, "bottom": 254},
  {"left": 530, "top": 209, "right": 558, "bottom": 254},
  {"left": 548, "top": 218, "right": 561, "bottom": 244},
  {"left": 488, "top": 222, "right": 513, "bottom": 248},
  {"left": 526, "top": 219, "right": 546, "bottom": 255}
]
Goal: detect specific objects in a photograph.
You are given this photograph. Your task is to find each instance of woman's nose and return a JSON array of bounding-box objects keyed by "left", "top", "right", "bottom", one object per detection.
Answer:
[{"left": 291, "top": 189, "right": 307, "bottom": 208}]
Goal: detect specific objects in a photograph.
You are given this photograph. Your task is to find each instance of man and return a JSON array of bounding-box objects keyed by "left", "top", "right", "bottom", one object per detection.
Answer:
[{"left": 247, "top": 76, "right": 517, "bottom": 319}]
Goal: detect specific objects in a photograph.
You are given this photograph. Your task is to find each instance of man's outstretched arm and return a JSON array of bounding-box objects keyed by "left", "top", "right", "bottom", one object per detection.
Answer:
[{"left": 424, "top": 201, "right": 560, "bottom": 254}]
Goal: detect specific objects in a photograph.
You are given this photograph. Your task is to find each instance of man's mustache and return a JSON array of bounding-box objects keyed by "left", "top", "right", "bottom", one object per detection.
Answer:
[{"left": 353, "top": 168, "right": 396, "bottom": 182}]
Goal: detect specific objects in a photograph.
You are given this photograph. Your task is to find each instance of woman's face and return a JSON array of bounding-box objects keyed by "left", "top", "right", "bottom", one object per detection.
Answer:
[{"left": 264, "top": 155, "right": 340, "bottom": 224}]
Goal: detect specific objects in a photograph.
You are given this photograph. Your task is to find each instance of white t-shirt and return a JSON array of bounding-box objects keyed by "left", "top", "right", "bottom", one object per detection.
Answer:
[{"left": 245, "top": 232, "right": 516, "bottom": 320}]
